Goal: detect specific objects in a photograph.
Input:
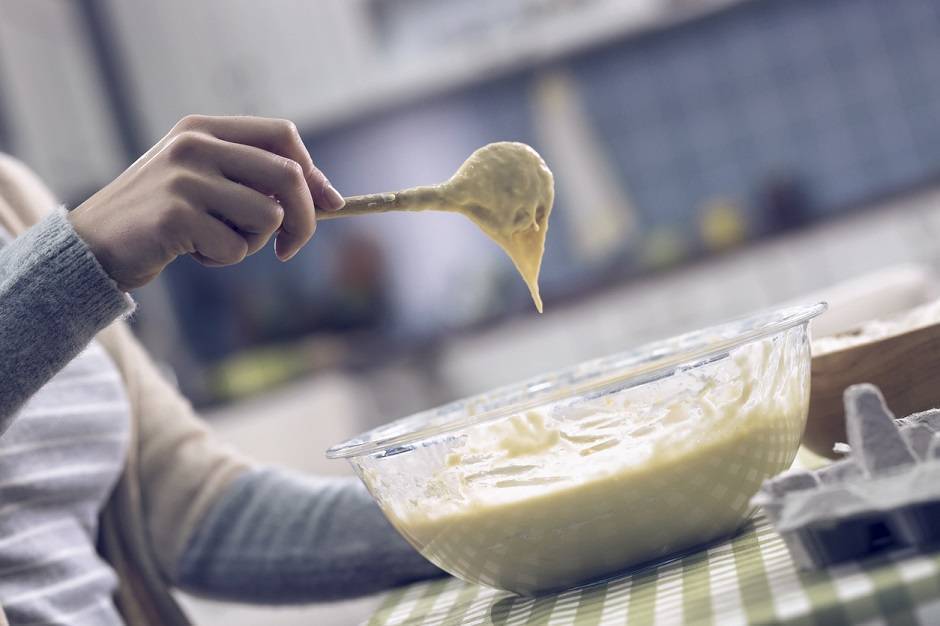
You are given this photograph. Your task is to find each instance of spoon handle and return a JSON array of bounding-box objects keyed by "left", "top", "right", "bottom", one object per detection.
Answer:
[
  {"left": 315, "top": 193, "right": 400, "bottom": 220},
  {"left": 315, "top": 186, "right": 441, "bottom": 221}
]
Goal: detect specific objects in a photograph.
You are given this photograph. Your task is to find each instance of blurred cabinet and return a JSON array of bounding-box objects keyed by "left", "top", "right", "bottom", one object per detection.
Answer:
[
  {"left": 369, "top": 0, "right": 661, "bottom": 59},
  {"left": 101, "top": 0, "right": 376, "bottom": 144}
]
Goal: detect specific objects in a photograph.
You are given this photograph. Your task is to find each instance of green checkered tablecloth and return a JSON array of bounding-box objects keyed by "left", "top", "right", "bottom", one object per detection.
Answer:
[{"left": 366, "top": 515, "right": 940, "bottom": 625}]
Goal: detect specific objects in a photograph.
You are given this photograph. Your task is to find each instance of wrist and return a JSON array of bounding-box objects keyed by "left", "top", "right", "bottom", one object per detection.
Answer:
[
  {"left": 67, "top": 204, "right": 124, "bottom": 292},
  {"left": 30, "top": 207, "right": 134, "bottom": 320}
]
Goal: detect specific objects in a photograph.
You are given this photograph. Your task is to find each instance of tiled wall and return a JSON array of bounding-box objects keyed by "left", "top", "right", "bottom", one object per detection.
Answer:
[{"left": 572, "top": 0, "right": 940, "bottom": 241}]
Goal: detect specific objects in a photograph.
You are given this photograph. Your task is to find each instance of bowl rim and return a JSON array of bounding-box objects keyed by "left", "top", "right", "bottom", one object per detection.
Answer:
[{"left": 326, "top": 301, "right": 827, "bottom": 459}]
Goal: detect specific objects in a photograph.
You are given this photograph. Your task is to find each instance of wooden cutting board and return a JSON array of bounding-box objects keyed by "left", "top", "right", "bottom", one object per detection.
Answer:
[{"left": 804, "top": 321, "right": 940, "bottom": 457}]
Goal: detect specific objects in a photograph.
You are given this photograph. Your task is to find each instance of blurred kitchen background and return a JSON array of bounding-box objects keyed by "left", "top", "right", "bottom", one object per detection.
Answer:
[{"left": 2, "top": 0, "right": 940, "bottom": 623}]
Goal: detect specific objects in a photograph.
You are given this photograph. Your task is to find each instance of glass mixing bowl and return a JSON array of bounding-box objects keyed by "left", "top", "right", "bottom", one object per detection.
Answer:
[{"left": 328, "top": 302, "right": 826, "bottom": 595}]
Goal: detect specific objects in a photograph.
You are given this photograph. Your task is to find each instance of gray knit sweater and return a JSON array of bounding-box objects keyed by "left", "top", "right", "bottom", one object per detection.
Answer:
[{"left": 0, "top": 208, "right": 441, "bottom": 620}]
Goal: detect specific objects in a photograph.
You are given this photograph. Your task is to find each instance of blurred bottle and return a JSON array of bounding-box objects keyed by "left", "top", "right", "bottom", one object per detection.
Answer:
[
  {"left": 759, "top": 173, "right": 812, "bottom": 233},
  {"left": 699, "top": 197, "right": 747, "bottom": 251},
  {"left": 641, "top": 227, "right": 687, "bottom": 269},
  {"left": 532, "top": 68, "right": 636, "bottom": 265},
  {"left": 322, "top": 231, "right": 390, "bottom": 331}
]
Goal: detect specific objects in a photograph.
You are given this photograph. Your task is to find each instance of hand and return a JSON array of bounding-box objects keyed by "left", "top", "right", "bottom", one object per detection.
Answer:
[{"left": 68, "top": 115, "right": 345, "bottom": 290}]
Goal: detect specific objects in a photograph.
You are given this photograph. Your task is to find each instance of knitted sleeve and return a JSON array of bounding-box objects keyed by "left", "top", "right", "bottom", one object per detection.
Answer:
[
  {"left": 0, "top": 207, "right": 133, "bottom": 424},
  {"left": 176, "top": 467, "right": 445, "bottom": 602}
]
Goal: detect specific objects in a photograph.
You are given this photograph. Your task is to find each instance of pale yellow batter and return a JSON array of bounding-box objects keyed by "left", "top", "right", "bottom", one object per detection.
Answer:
[
  {"left": 327, "top": 142, "right": 554, "bottom": 312},
  {"left": 442, "top": 142, "right": 554, "bottom": 313},
  {"left": 368, "top": 330, "right": 810, "bottom": 594}
]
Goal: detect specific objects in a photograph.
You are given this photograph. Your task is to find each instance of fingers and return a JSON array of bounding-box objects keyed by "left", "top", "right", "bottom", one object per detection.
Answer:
[
  {"left": 192, "top": 177, "right": 284, "bottom": 255},
  {"left": 175, "top": 114, "right": 345, "bottom": 212},
  {"left": 189, "top": 212, "right": 249, "bottom": 267},
  {"left": 304, "top": 160, "right": 344, "bottom": 215},
  {"left": 179, "top": 133, "right": 317, "bottom": 260}
]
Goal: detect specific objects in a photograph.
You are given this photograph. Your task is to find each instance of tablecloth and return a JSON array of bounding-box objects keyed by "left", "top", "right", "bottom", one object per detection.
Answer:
[{"left": 366, "top": 515, "right": 940, "bottom": 625}]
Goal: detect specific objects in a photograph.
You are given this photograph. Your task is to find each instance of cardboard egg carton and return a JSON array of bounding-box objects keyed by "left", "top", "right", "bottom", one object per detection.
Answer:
[{"left": 752, "top": 383, "right": 940, "bottom": 569}]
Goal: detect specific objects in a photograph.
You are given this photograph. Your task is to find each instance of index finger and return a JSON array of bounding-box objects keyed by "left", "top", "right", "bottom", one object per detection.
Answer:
[{"left": 177, "top": 115, "right": 345, "bottom": 212}]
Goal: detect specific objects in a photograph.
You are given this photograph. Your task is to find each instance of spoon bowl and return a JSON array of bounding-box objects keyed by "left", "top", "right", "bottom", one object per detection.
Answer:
[{"left": 316, "top": 142, "right": 555, "bottom": 311}]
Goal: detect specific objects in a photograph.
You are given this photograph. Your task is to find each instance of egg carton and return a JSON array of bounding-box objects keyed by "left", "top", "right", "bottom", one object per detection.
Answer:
[{"left": 751, "top": 383, "right": 940, "bottom": 570}]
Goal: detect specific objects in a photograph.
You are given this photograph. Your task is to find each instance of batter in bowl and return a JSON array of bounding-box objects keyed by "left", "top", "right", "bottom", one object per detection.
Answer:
[{"left": 373, "top": 330, "right": 810, "bottom": 594}]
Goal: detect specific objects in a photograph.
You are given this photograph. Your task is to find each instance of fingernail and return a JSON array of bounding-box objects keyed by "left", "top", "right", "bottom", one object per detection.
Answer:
[
  {"left": 323, "top": 184, "right": 345, "bottom": 211},
  {"left": 274, "top": 238, "right": 290, "bottom": 262}
]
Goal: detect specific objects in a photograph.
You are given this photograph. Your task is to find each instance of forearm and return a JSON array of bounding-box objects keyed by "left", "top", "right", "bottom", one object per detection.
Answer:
[
  {"left": 0, "top": 207, "right": 133, "bottom": 422},
  {"left": 176, "top": 467, "right": 444, "bottom": 603}
]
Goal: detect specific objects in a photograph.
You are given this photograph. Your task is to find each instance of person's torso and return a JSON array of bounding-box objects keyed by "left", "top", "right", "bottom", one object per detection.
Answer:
[{"left": 0, "top": 224, "right": 130, "bottom": 625}]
